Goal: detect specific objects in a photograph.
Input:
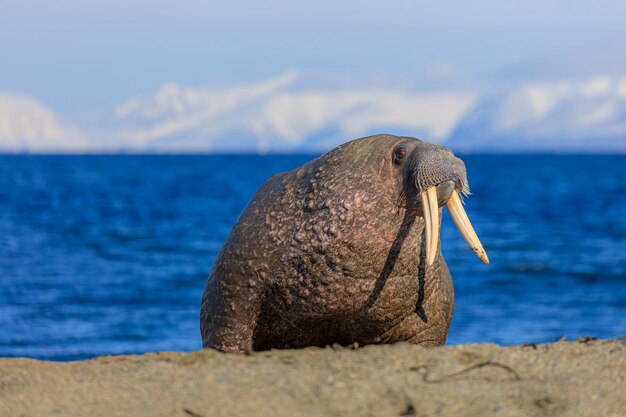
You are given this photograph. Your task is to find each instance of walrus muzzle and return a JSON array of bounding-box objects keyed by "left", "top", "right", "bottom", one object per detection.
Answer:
[{"left": 411, "top": 147, "right": 489, "bottom": 266}]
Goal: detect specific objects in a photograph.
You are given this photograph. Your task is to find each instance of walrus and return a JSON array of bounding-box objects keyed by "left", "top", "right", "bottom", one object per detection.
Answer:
[{"left": 200, "top": 134, "right": 488, "bottom": 353}]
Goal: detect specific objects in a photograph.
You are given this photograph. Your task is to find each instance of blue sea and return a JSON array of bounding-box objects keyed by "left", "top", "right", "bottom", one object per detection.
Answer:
[{"left": 0, "top": 154, "right": 624, "bottom": 361}]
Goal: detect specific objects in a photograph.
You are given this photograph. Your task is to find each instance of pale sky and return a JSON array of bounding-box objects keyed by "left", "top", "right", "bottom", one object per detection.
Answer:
[{"left": 3, "top": 0, "right": 626, "bottom": 122}]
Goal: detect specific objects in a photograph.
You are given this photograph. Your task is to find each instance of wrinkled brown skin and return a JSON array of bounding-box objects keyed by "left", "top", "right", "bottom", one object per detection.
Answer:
[{"left": 201, "top": 134, "right": 468, "bottom": 353}]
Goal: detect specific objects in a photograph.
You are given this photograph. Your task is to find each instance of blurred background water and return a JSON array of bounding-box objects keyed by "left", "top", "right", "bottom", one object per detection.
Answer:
[{"left": 0, "top": 153, "right": 624, "bottom": 361}]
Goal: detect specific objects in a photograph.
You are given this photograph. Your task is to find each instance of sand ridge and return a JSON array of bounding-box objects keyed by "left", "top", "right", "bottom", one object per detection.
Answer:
[{"left": 0, "top": 339, "right": 624, "bottom": 417}]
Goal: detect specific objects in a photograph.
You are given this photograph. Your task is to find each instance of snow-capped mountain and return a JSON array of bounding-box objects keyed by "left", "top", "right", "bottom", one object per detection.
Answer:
[
  {"left": 113, "top": 72, "right": 476, "bottom": 152},
  {"left": 448, "top": 76, "right": 626, "bottom": 152},
  {"left": 2, "top": 41, "right": 626, "bottom": 153},
  {"left": 0, "top": 93, "right": 89, "bottom": 152}
]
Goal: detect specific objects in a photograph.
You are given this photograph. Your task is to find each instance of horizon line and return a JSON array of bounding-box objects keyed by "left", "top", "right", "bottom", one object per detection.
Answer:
[{"left": 1, "top": 149, "right": 625, "bottom": 156}]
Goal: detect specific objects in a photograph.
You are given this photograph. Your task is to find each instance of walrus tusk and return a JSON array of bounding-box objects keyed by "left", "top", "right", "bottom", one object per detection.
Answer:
[
  {"left": 421, "top": 186, "right": 440, "bottom": 266},
  {"left": 446, "top": 190, "right": 490, "bottom": 264}
]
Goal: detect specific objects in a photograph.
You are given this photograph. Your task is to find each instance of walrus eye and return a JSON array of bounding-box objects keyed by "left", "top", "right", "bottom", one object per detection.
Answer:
[{"left": 393, "top": 146, "right": 406, "bottom": 164}]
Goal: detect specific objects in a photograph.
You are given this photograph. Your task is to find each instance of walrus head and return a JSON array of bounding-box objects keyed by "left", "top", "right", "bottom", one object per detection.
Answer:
[{"left": 390, "top": 138, "right": 489, "bottom": 266}]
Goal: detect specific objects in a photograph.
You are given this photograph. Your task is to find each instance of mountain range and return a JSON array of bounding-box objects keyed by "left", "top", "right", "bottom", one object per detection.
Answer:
[{"left": 2, "top": 45, "right": 626, "bottom": 153}]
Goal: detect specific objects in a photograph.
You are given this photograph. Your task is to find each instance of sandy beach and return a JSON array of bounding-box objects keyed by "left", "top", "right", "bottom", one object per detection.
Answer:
[{"left": 0, "top": 338, "right": 623, "bottom": 417}]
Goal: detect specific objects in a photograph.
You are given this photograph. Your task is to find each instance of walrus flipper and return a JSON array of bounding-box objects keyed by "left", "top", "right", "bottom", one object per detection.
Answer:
[{"left": 200, "top": 265, "right": 264, "bottom": 354}]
